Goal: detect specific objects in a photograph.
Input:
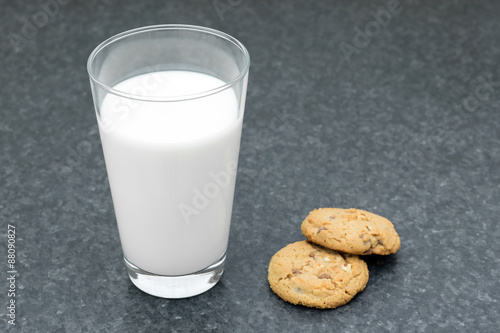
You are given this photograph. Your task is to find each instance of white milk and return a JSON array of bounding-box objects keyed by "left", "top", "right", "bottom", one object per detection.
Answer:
[{"left": 98, "top": 71, "right": 243, "bottom": 276}]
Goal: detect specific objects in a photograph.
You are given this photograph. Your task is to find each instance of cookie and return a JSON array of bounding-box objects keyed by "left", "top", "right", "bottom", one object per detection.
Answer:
[
  {"left": 301, "top": 208, "right": 401, "bottom": 255},
  {"left": 268, "top": 240, "right": 369, "bottom": 309}
]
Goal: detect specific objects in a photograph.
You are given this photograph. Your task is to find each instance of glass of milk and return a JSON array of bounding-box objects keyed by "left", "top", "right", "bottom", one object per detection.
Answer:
[{"left": 87, "top": 25, "right": 250, "bottom": 298}]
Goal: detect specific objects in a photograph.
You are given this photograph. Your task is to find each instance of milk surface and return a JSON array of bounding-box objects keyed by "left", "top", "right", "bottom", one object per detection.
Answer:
[{"left": 98, "top": 71, "right": 242, "bottom": 275}]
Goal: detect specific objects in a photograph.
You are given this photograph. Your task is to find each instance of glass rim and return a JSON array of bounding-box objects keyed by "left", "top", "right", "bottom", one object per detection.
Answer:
[{"left": 86, "top": 24, "right": 250, "bottom": 102}]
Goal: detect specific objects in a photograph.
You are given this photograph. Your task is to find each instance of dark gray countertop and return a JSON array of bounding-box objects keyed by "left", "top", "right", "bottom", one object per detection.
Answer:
[{"left": 1, "top": 0, "right": 499, "bottom": 332}]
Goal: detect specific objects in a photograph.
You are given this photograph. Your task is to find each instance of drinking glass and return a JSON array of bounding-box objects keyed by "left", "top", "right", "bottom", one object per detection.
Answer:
[{"left": 87, "top": 25, "right": 250, "bottom": 298}]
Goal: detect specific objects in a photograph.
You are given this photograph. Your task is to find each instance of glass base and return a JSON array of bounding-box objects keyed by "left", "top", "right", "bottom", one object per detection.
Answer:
[{"left": 124, "top": 253, "right": 225, "bottom": 298}]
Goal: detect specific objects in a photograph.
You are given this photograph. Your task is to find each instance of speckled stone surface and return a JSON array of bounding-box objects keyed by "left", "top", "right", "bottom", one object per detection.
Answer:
[{"left": 1, "top": 0, "right": 499, "bottom": 332}]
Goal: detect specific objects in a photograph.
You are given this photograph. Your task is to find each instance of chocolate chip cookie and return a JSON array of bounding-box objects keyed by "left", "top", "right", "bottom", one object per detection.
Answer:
[
  {"left": 268, "top": 240, "right": 369, "bottom": 309},
  {"left": 301, "top": 208, "right": 401, "bottom": 255}
]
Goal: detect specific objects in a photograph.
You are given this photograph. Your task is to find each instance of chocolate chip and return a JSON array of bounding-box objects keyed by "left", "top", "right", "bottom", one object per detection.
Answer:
[
  {"left": 318, "top": 274, "right": 331, "bottom": 279},
  {"left": 378, "top": 239, "right": 384, "bottom": 245},
  {"left": 309, "top": 252, "right": 316, "bottom": 258},
  {"left": 317, "top": 227, "right": 327, "bottom": 234},
  {"left": 362, "top": 248, "right": 373, "bottom": 255},
  {"left": 292, "top": 268, "right": 302, "bottom": 275}
]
